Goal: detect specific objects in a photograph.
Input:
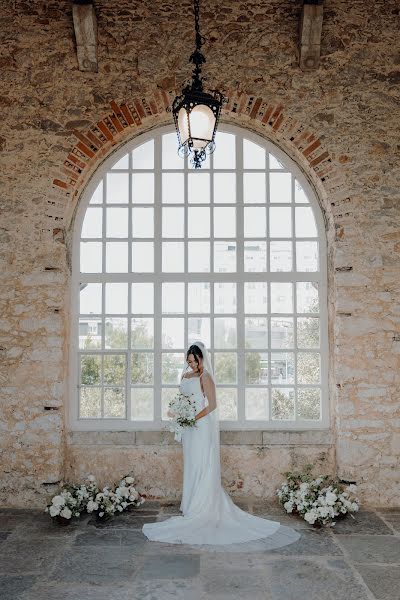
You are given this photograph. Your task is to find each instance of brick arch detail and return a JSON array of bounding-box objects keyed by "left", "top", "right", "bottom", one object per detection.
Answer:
[{"left": 50, "top": 88, "right": 346, "bottom": 239}]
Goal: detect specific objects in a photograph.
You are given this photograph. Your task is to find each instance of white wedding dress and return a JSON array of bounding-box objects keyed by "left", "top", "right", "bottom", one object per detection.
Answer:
[{"left": 142, "top": 372, "right": 301, "bottom": 549}]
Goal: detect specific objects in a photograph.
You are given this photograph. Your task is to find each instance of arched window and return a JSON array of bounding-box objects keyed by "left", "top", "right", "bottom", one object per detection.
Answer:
[{"left": 70, "top": 125, "right": 328, "bottom": 431}]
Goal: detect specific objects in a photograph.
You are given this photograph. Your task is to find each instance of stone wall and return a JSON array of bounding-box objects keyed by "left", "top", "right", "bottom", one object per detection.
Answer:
[{"left": 0, "top": 0, "right": 399, "bottom": 508}]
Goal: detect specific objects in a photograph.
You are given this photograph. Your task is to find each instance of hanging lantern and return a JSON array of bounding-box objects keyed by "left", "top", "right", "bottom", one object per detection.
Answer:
[{"left": 171, "top": 0, "right": 227, "bottom": 168}]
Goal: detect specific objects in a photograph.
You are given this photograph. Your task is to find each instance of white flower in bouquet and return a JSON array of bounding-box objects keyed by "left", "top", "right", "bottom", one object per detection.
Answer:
[
  {"left": 115, "top": 486, "right": 130, "bottom": 498},
  {"left": 60, "top": 507, "right": 72, "bottom": 520},
  {"left": 125, "top": 476, "right": 134, "bottom": 484},
  {"left": 49, "top": 505, "right": 60, "bottom": 517},
  {"left": 52, "top": 495, "right": 66, "bottom": 507},
  {"left": 86, "top": 500, "right": 99, "bottom": 513}
]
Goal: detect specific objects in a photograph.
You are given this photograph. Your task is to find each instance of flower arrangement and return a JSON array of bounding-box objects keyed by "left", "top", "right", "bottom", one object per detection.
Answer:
[
  {"left": 167, "top": 390, "right": 197, "bottom": 441},
  {"left": 45, "top": 474, "right": 145, "bottom": 523},
  {"left": 276, "top": 464, "right": 360, "bottom": 528}
]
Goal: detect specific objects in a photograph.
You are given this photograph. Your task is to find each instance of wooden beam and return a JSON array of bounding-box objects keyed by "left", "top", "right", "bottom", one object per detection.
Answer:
[
  {"left": 299, "top": 2, "right": 324, "bottom": 71},
  {"left": 72, "top": 1, "right": 98, "bottom": 72}
]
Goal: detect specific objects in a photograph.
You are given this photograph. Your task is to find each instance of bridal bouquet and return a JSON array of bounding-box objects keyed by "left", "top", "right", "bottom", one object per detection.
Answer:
[
  {"left": 276, "top": 466, "right": 360, "bottom": 528},
  {"left": 167, "top": 390, "right": 197, "bottom": 442}
]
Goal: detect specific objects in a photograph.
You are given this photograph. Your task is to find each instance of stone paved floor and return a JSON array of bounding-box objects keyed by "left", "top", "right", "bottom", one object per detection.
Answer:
[{"left": 1, "top": 498, "right": 399, "bottom": 600}]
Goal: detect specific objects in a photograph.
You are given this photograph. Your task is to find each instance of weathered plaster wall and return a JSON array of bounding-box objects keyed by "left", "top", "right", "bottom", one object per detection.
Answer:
[{"left": 0, "top": 0, "right": 399, "bottom": 507}]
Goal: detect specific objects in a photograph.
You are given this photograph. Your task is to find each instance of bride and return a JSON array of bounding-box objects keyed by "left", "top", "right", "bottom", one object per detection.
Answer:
[{"left": 142, "top": 340, "right": 301, "bottom": 547}]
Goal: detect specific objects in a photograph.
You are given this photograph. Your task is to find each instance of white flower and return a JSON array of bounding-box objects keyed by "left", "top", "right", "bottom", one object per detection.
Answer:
[
  {"left": 49, "top": 505, "right": 60, "bottom": 517},
  {"left": 116, "top": 486, "right": 130, "bottom": 498},
  {"left": 52, "top": 495, "right": 65, "bottom": 507},
  {"left": 60, "top": 507, "right": 72, "bottom": 519},
  {"left": 326, "top": 491, "right": 337, "bottom": 506},
  {"left": 87, "top": 500, "right": 99, "bottom": 513},
  {"left": 304, "top": 510, "right": 317, "bottom": 524},
  {"left": 284, "top": 500, "right": 294, "bottom": 513},
  {"left": 347, "top": 484, "right": 357, "bottom": 493},
  {"left": 87, "top": 474, "right": 96, "bottom": 482},
  {"left": 99, "top": 511, "right": 104, "bottom": 517},
  {"left": 350, "top": 502, "right": 359, "bottom": 512},
  {"left": 125, "top": 476, "right": 134, "bottom": 484}
]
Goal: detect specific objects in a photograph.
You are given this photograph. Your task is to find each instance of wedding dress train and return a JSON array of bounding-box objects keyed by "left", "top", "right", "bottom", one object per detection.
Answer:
[{"left": 142, "top": 374, "right": 301, "bottom": 548}]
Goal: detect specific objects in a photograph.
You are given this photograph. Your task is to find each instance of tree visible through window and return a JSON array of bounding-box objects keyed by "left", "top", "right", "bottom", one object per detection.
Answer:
[{"left": 72, "top": 125, "right": 328, "bottom": 430}]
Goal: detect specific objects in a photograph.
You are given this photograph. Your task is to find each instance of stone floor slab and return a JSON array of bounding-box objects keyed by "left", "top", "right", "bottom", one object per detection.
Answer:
[
  {"left": 355, "top": 564, "right": 400, "bottom": 600},
  {"left": 330, "top": 511, "right": 392, "bottom": 535},
  {"left": 74, "top": 529, "right": 146, "bottom": 548},
  {"left": 377, "top": 513, "right": 400, "bottom": 533},
  {"left": 137, "top": 553, "right": 200, "bottom": 580},
  {"left": 336, "top": 535, "right": 400, "bottom": 564},
  {"left": 0, "top": 575, "right": 37, "bottom": 600},
  {"left": 0, "top": 539, "right": 64, "bottom": 574},
  {"left": 19, "top": 583, "right": 138, "bottom": 600},
  {"left": 266, "top": 529, "right": 343, "bottom": 556},
  {"left": 132, "top": 578, "right": 206, "bottom": 600}
]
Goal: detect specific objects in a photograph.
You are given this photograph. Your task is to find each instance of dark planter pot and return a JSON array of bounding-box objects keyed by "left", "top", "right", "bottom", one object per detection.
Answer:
[{"left": 55, "top": 515, "right": 71, "bottom": 526}]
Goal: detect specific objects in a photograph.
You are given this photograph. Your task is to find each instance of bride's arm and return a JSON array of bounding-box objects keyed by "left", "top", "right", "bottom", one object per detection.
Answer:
[{"left": 195, "top": 373, "right": 217, "bottom": 421}]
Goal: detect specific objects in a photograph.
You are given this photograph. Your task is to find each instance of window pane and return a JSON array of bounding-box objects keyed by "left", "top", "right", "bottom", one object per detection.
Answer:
[
  {"left": 269, "top": 172, "right": 292, "bottom": 203},
  {"left": 244, "top": 207, "right": 266, "bottom": 237},
  {"left": 297, "top": 317, "right": 320, "bottom": 348},
  {"left": 105, "top": 318, "right": 128, "bottom": 349},
  {"left": 162, "top": 353, "right": 185, "bottom": 384},
  {"left": 162, "top": 318, "right": 184, "bottom": 348},
  {"left": 81, "top": 207, "right": 102, "bottom": 238},
  {"left": 298, "top": 388, "right": 321, "bottom": 420},
  {"left": 215, "top": 352, "right": 236, "bottom": 383},
  {"left": 80, "top": 241, "right": 102, "bottom": 273},
  {"left": 188, "top": 173, "right": 210, "bottom": 203},
  {"left": 188, "top": 318, "right": 210, "bottom": 347},
  {"left": 80, "top": 283, "right": 102, "bottom": 314},
  {"left": 162, "top": 282, "right": 184, "bottom": 314},
  {"left": 131, "top": 353, "right": 154, "bottom": 384},
  {"left": 79, "top": 317, "right": 102, "bottom": 349},
  {"left": 296, "top": 241, "right": 319, "bottom": 272},
  {"left": 213, "top": 132, "right": 235, "bottom": 169},
  {"left": 188, "top": 241, "right": 210, "bottom": 272},
  {"left": 270, "top": 318, "right": 294, "bottom": 349},
  {"left": 132, "top": 208, "right": 154, "bottom": 238},
  {"left": 269, "top": 153, "right": 285, "bottom": 169},
  {"left": 217, "top": 388, "right": 237, "bottom": 420},
  {"left": 245, "top": 389, "right": 269, "bottom": 420},
  {"left": 162, "top": 207, "right": 184, "bottom": 238},
  {"left": 297, "top": 352, "right": 320, "bottom": 384},
  {"left": 244, "top": 241, "right": 266, "bottom": 272},
  {"left": 214, "top": 173, "right": 236, "bottom": 203},
  {"left": 79, "top": 387, "right": 101, "bottom": 418},
  {"left": 214, "top": 282, "right": 236, "bottom": 314},
  {"left": 188, "top": 282, "right": 210, "bottom": 313},
  {"left": 106, "top": 173, "right": 129, "bottom": 203},
  {"left": 131, "top": 318, "right": 154, "bottom": 348},
  {"left": 106, "top": 242, "right": 128, "bottom": 272},
  {"left": 214, "top": 207, "right": 236, "bottom": 237},
  {"left": 269, "top": 207, "right": 292, "bottom": 237},
  {"left": 111, "top": 154, "right": 129, "bottom": 169},
  {"left": 163, "top": 173, "right": 184, "bottom": 204},
  {"left": 245, "top": 317, "right": 268, "bottom": 349},
  {"left": 106, "top": 208, "right": 128, "bottom": 238},
  {"left": 132, "top": 139, "right": 154, "bottom": 170},
  {"left": 104, "top": 388, "right": 125, "bottom": 418},
  {"left": 243, "top": 139, "right": 265, "bottom": 169},
  {"left": 132, "top": 174, "right": 154, "bottom": 204},
  {"left": 295, "top": 179, "right": 309, "bottom": 203},
  {"left": 271, "top": 282, "right": 293, "bottom": 313},
  {"left": 245, "top": 352, "right": 268, "bottom": 384},
  {"left": 243, "top": 173, "right": 265, "bottom": 204},
  {"left": 214, "top": 317, "right": 237, "bottom": 348},
  {"left": 296, "top": 282, "right": 319, "bottom": 313},
  {"left": 131, "top": 388, "right": 153, "bottom": 420},
  {"left": 244, "top": 282, "right": 268, "bottom": 313},
  {"left": 162, "top": 133, "right": 183, "bottom": 169},
  {"left": 214, "top": 241, "right": 236, "bottom": 272},
  {"left": 90, "top": 180, "right": 103, "bottom": 204},
  {"left": 162, "top": 242, "right": 184, "bottom": 272},
  {"left": 188, "top": 207, "right": 210, "bottom": 238},
  {"left": 105, "top": 283, "right": 128, "bottom": 313},
  {"left": 104, "top": 354, "right": 125, "bottom": 385},
  {"left": 80, "top": 354, "right": 101, "bottom": 385},
  {"left": 132, "top": 283, "right": 153, "bottom": 314},
  {"left": 270, "top": 241, "right": 292, "bottom": 272},
  {"left": 132, "top": 242, "right": 154, "bottom": 272},
  {"left": 271, "top": 388, "right": 294, "bottom": 419},
  {"left": 271, "top": 352, "right": 294, "bottom": 384},
  {"left": 295, "top": 207, "right": 317, "bottom": 237}
]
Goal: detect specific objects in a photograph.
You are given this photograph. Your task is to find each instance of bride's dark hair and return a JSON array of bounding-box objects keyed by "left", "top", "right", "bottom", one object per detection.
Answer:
[{"left": 186, "top": 344, "right": 203, "bottom": 366}]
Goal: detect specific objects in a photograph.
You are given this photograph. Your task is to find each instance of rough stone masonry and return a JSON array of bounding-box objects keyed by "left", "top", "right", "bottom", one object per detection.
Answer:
[{"left": 0, "top": 0, "right": 399, "bottom": 507}]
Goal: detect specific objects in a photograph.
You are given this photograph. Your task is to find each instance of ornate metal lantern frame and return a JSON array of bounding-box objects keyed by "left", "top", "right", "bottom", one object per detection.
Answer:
[{"left": 171, "top": 0, "right": 227, "bottom": 168}]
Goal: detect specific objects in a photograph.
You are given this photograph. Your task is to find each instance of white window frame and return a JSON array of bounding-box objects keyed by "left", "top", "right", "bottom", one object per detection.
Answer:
[{"left": 68, "top": 123, "right": 329, "bottom": 431}]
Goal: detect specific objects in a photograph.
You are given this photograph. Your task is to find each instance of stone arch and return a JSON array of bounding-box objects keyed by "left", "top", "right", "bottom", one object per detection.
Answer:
[{"left": 50, "top": 88, "right": 347, "bottom": 244}]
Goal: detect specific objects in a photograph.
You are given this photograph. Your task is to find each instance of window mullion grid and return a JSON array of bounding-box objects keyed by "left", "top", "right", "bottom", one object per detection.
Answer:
[
  {"left": 126, "top": 152, "right": 132, "bottom": 422},
  {"left": 184, "top": 151, "right": 188, "bottom": 354},
  {"left": 154, "top": 134, "right": 162, "bottom": 425},
  {"left": 291, "top": 175, "right": 298, "bottom": 423},
  {"left": 266, "top": 149, "right": 271, "bottom": 421},
  {"left": 236, "top": 134, "right": 245, "bottom": 423},
  {"left": 101, "top": 178, "right": 106, "bottom": 418},
  {"left": 209, "top": 152, "right": 214, "bottom": 364}
]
